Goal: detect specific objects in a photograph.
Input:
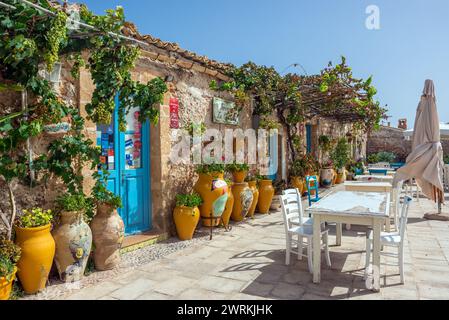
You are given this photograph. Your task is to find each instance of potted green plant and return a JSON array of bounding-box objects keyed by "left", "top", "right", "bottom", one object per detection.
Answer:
[
  {"left": 173, "top": 193, "right": 203, "bottom": 240},
  {"left": 90, "top": 182, "right": 125, "bottom": 271},
  {"left": 0, "top": 240, "right": 21, "bottom": 300},
  {"left": 14, "top": 208, "right": 55, "bottom": 294},
  {"left": 331, "top": 138, "right": 351, "bottom": 184},
  {"left": 226, "top": 162, "right": 250, "bottom": 183},
  {"left": 52, "top": 193, "right": 92, "bottom": 282},
  {"left": 290, "top": 157, "right": 306, "bottom": 194},
  {"left": 320, "top": 159, "right": 334, "bottom": 188}
]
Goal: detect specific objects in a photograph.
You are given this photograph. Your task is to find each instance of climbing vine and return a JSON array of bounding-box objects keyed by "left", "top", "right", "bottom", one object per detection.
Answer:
[{"left": 0, "top": 0, "right": 167, "bottom": 225}]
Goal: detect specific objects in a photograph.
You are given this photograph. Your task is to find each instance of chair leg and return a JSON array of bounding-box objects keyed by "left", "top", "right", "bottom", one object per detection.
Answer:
[
  {"left": 323, "top": 232, "right": 331, "bottom": 267},
  {"left": 364, "top": 238, "right": 371, "bottom": 280},
  {"left": 307, "top": 241, "right": 313, "bottom": 274},
  {"left": 399, "top": 246, "right": 404, "bottom": 284},
  {"left": 298, "top": 236, "right": 303, "bottom": 260},
  {"left": 285, "top": 235, "right": 291, "bottom": 266}
]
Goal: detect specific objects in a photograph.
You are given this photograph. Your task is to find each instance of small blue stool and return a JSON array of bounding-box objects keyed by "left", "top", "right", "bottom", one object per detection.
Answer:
[{"left": 306, "top": 175, "right": 321, "bottom": 208}]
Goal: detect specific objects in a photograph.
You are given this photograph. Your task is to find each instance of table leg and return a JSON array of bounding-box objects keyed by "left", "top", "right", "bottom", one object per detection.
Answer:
[
  {"left": 336, "top": 223, "right": 342, "bottom": 246},
  {"left": 372, "top": 220, "right": 381, "bottom": 292},
  {"left": 313, "top": 215, "right": 322, "bottom": 283}
]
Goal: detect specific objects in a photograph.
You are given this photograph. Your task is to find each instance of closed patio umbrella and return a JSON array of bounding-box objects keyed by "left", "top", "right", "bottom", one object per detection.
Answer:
[{"left": 393, "top": 80, "right": 447, "bottom": 220}]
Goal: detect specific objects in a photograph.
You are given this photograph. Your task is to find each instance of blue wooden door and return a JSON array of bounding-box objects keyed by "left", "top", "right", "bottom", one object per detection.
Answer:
[
  {"left": 306, "top": 124, "right": 312, "bottom": 154},
  {"left": 96, "top": 98, "right": 151, "bottom": 235}
]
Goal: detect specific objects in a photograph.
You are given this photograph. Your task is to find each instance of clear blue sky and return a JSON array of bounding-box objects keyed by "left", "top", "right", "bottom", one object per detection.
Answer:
[{"left": 78, "top": 0, "right": 449, "bottom": 128}]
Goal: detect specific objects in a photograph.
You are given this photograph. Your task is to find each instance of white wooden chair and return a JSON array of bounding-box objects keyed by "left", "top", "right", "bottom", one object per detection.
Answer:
[
  {"left": 365, "top": 196, "right": 412, "bottom": 284},
  {"left": 392, "top": 180, "right": 404, "bottom": 231},
  {"left": 282, "top": 188, "right": 312, "bottom": 228},
  {"left": 280, "top": 194, "right": 331, "bottom": 273},
  {"left": 404, "top": 178, "right": 421, "bottom": 203}
]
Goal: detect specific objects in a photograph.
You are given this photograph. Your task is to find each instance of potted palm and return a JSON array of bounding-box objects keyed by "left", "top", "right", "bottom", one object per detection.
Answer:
[
  {"left": 173, "top": 193, "right": 203, "bottom": 240},
  {"left": 90, "top": 182, "right": 125, "bottom": 271},
  {"left": 52, "top": 193, "right": 92, "bottom": 282},
  {"left": 331, "top": 138, "right": 351, "bottom": 184},
  {"left": 0, "top": 240, "right": 21, "bottom": 300},
  {"left": 14, "top": 208, "right": 55, "bottom": 294}
]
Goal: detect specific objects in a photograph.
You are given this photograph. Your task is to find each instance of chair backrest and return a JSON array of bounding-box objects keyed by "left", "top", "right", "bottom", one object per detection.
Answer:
[
  {"left": 280, "top": 194, "right": 301, "bottom": 232},
  {"left": 305, "top": 176, "right": 319, "bottom": 199},
  {"left": 399, "top": 196, "right": 412, "bottom": 240},
  {"left": 394, "top": 180, "right": 404, "bottom": 217},
  {"left": 282, "top": 189, "right": 305, "bottom": 224}
]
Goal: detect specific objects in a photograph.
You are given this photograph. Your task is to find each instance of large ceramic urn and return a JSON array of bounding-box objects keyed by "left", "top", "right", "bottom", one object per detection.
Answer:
[
  {"left": 320, "top": 169, "right": 334, "bottom": 188},
  {"left": 90, "top": 203, "right": 125, "bottom": 271},
  {"left": 221, "top": 185, "right": 234, "bottom": 229},
  {"left": 257, "top": 180, "right": 275, "bottom": 214},
  {"left": 231, "top": 183, "right": 254, "bottom": 222},
  {"left": 247, "top": 181, "right": 259, "bottom": 219},
  {"left": 14, "top": 224, "right": 55, "bottom": 294},
  {"left": 52, "top": 211, "right": 92, "bottom": 282},
  {"left": 194, "top": 172, "right": 229, "bottom": 227}
]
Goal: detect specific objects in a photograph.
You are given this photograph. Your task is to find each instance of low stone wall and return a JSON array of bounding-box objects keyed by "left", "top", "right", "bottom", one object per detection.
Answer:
[{"left": 367, "top": 126, "right": 411, "bottom": 162}]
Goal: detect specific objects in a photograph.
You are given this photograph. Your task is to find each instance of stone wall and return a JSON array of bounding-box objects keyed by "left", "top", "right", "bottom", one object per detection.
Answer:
[{"left": 367, "top": 126, "right": 411, "bottom": 162}]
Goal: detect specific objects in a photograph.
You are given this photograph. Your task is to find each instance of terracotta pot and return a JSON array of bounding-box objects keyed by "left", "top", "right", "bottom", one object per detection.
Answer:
[
  {"left": 247, "top": 181, "right": 259, "bottom": 219},
  {"left": 0, "top": 267, "right": 17, "bottom": 300},
  {"left": 320, "top": 169, "right": 334, "bottom": 188},
  {"left": 231, "top": 183, "right": 253, "bottom": 222},
  {"left": 221, "top": 186, "right": 234, "bottom": 228},
  {"left": 335, "top": 169, "right": 347, "bottom": 184},
  {"left": 291, "top": 176, "right": 304, "bottom": 195},
  {"left": 14, "top": 224, "right": 55, "bottom": 294},
  {"left": 173, "top": 206, "right": 200, "bottom": 241},
  {"left": 232, "top": 171, "right": 247, "bottom": 183},
  {"left": 257, "top": 180, "right": 275, "bottom": 214},
  {"left": 194, "top": 173, "right": 229, "bottom": 227},
  {"left": 90, "top": 203, "right": 125, "bottom": 271},
  {"left": 52, "top": 211, "right": 92, "bottom": 282}
]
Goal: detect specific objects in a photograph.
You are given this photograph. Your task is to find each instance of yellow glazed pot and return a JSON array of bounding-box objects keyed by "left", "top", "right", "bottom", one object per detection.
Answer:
[
  {"left": 257, "top": 180, "right": 275, "bottom": 214},
  {"left": 221, "top": 186, "right": 234, "bottom": 228},
  {"left": 14, "top": 224, "right": 55, "bottom": 294},
  {"left": 0, "top": 267, "right": 17, "bottom": 300},
  {"left": 247, "top": 181, "right": 259, "bottom": 219},
  {"left": 232, "top": 171, "right": 247, "bottom": 183},
  {"left": 194, "top": 173, "right": 229, "bottom": 227},
  {"left": 335, "top": 169, "right": 346, "bottom": 184},
  {"left": 231, "top": 183, "right": 254, "bottom": 222},
  {"left": 332, "top": 169, "right": 337, "bottom": 185},
  {"left": 173, "top": 206, "right": 200, "bottom": 241},
  {"left": 291, "top": 176, "right": 304, "bottom": 195}
]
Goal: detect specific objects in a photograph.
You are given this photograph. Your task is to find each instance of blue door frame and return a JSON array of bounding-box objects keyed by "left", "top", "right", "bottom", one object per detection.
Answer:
[
  {"left": 97, "top": 96, "right": 151, "bottom": 235},
  {"left": 306, "top": 124, "right": 312, "bottom": 154}
]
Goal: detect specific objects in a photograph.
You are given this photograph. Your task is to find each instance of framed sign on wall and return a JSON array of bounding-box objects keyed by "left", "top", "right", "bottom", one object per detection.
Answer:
[{"left": 212, "top": 97, "right": 239, "bottom": 125}]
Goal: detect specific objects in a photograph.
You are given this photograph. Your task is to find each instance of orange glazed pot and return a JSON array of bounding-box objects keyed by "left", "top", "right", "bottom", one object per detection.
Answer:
[
  {"left": 173, "top": 206, "right": 200, "bottom": 241},
  {"left": 256, "top": 180, "right": 275, "bottom": 214},
  {"left": 291, "top": 176, "right": 304, "bottom": 195},
  {"left": 247, "top": 181, "right": 259, "bottom": 219},
  {"left": 232, "top": 171, "right": 247, "bottom": 183},
  {"left": 194, "top": 173, "right": 229, "bottom": 227},
  {"left": 221, "top": 186, "right": 234, "bottom": 228},
  {"left": 14, "top": 224, "right": 55, "bottom": 294},
  {"left": 0, "top": 267, "right": 17, "bottom": 300}
]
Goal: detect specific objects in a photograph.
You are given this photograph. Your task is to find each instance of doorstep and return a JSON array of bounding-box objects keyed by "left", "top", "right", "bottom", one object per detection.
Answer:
[{"left": 120, "top": 230, "right": 170, "bottom": 253}]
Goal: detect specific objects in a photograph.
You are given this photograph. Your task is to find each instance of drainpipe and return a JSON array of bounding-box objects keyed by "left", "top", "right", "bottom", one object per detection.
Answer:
[{"left": 22, "top": 89, "right": 34, "bottom": 184}]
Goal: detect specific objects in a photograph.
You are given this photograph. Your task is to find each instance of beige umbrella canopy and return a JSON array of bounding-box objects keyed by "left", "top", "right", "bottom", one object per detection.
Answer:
[{"left": 393, "top": 80, "right": 445, "bottom": 213}]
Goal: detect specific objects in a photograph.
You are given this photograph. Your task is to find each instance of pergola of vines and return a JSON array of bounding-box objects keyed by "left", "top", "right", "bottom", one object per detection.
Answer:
[{"left": 212, "top": 57, "right": 387, "bottom": 161}]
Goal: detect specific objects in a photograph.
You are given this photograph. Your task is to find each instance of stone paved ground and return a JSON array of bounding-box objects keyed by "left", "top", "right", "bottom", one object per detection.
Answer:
[{"left": 59, "top": 186, "right": 449, "bottom": 300}]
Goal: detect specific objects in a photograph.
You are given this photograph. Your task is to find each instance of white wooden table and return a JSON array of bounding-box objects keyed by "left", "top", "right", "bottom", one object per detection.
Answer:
[
  {"left": 354, "top": 175, "right": 394, "bottom": 183},
  {"left": 306, "top": 191, "right": 390, "bottom": 292},
  {"left": 344, "top": 181, "right": 392, "bottom": 193},
  {"left": 344, "top": 182, "right": 393, "bottom": 231}
]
